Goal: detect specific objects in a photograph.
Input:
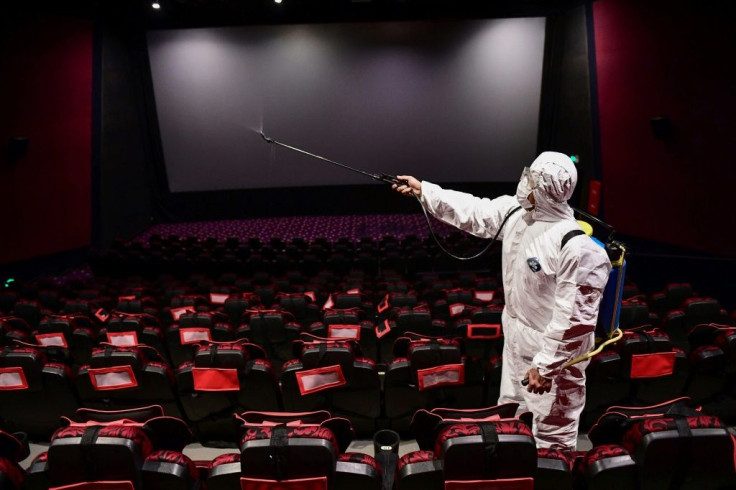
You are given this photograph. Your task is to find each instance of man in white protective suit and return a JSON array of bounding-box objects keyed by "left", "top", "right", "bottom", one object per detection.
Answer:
[{"left": 393, "top": 151, "right": 612, "bottom": 450}]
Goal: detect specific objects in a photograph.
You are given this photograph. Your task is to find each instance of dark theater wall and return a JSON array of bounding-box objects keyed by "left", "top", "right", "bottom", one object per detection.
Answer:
[
  {"left": 593, "top": 0, "right": 736, "bottom": 258},
  {"left": 0, "top": 15, "right": 93, "bottom": 265}
]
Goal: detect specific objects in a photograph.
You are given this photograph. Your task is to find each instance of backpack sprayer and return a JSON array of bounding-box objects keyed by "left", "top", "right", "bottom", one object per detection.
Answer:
[{"left": 522, "top": 209, "right": 627, "bottom": 386}]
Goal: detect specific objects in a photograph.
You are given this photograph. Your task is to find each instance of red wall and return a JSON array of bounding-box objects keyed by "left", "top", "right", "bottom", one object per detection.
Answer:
[
  {"left": 0, "top": 15, "right": 93, "bottom": 265},
  {"left": 593, "top": 0, "right": 736, "bottom": 257}
]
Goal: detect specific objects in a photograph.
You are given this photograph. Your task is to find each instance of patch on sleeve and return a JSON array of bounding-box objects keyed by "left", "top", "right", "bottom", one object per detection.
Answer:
[{"left": 527, "top": 257, "right": 542, "bottom": 273}]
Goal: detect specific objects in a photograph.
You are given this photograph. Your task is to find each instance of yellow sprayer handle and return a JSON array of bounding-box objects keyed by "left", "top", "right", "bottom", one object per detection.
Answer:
[{"left": 563, "top": 328, "right": 624, "bottom": 368}]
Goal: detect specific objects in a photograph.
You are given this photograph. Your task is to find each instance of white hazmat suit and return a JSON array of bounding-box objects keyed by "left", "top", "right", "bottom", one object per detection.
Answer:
[{"left": 419, "top": 152, "right": 611, "bottom": 450}]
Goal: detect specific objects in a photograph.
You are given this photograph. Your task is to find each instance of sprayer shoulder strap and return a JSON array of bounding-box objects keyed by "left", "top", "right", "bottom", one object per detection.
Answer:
[
  {"left": 498, "top": 205, "right": 523, "bottom": 234},
  {"left": 561, "top": 229, "right": 587, "bottom": 250}
]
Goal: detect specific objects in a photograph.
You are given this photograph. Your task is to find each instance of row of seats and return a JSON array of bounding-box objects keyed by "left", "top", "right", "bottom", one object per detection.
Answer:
[
  {"left": 0, "top": 332, "right": 497, "bottom": 442},
  {"left": 3, "top": 276, "right": 735, "bottom": 431},
  {"left": 2, "top": 398, "right": 734, "bottom": 490},
  {"left": 4, "top": 315, "right": 736, "bottom": 446},
  {"left": 3, "top": 247, "right": 735, "bottom": 431},
  {"left": 90, "top": 232, "right": 495, "bottom": 278},
  {"left": 3, "top": 275, "right": 729, "bottom": 362},
  {"left": 1, "top": 297, "right": 505, "bottom": 365},
  {"left": 0, "top": 270, "right": 504, "bottom": 326},
  {"left": 3, "top": 271, "right": 731, "bottom": 344}
]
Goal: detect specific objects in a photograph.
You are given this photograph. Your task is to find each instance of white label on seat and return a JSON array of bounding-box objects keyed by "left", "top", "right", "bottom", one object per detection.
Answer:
[
  {"left": 89, "top": 366, "right": 137, "bottom": 390},
  {"left": 35, "top": 332, "right": 69, "bottom": 347},
  {"left": 449, "top": 303, "right": 465, "bottom": 317},
  {"left": 328, "top": 325, "right": 361, "bottom": 340},
  {"left": 210, "top": 293, "right": 230, "bottom": 305},
  {"left": 296, "top": 365, "right": 346, "bottom": 395},
  {"left": 35, "top": 332, "right": 68, "bottom": 347},
  {"left": 107, "top": 331, "right": 139, "bottom": 346},
  {"left": 474, "top": 291, "right": 495, "bottom": 302},
  {"left": 417, "top": 363, "right": 465, "bottom": 391},
  {"left": 0, "top": 367, "right": 28, "bottom": 390},
  {"left": 180, "top": 328, "right": 212, "bottom": 344},
  {"left": 171, "top": 307, "right": 195, "bottom": 321}
]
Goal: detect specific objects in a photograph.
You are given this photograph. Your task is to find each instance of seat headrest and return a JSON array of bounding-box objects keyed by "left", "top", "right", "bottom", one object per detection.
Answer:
[
  {"left": 74, "top": 405, "right": 165, "bottom": 423},
  {"left": 587, "top": 396, "right": 698, "bottom": 445},
  {"left": 90, "top": 344, "right": 165, "bottom": 369},
  {"left": 688, "top": 323, "right": 734, "bottom": 349},
  {"left": 193, "top": 342, "right": 248, "bottom": 369},
  {"left": 236, "top": 413, "right": 354, "bottom": 453},
  {"left": 410, "top": 404, "right": 530, "bottom": 450},
  {"left": 0, "top": 344, "right": 46, "bottom": 390},
  {"left": 392, "top": 335, "right": 462, "bottom": 369},
  {"left": 295, "top": 339, "right": 359, "bottom": 374},
  {"left": 237, "top": 410, "right": 333, "bottom": 425}
]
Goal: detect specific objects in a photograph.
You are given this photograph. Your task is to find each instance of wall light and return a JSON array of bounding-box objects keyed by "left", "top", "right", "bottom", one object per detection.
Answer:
[
  {"left": 274, "top": 0, "right": 283, "bottom": 4},
  {"left": 152, "top": 2, "right": 161, "bottom": 9}
]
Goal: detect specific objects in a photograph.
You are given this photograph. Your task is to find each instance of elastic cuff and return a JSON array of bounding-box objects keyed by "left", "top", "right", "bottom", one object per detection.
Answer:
[
  {"left": 419, "top": 181, "right": 438, "bottom": 205},
  {"left": 533, "top": 364, "right": 553, "bottom": 379}
]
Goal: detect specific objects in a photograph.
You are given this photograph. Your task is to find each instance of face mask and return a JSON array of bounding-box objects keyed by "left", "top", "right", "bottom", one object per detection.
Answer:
[{"left": 516, "top": 167, "right": 536, "bottom": 210}]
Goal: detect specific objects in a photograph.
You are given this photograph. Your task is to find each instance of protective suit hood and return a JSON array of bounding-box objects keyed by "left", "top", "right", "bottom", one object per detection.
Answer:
[{"left": 518, "top": 151, "right": 577, "bottom": 222}]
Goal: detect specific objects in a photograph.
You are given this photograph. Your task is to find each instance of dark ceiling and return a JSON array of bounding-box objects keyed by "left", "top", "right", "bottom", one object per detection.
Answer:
[
  {"left": 3, "top": 0, "right": 590, "bottom": 30},
  {"left": 142, "top": 0, "right": 588, "bottom": 26}
]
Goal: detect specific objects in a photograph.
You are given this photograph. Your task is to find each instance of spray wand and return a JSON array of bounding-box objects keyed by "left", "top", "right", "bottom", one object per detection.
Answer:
[{"left": 260, "top": 132, "right": 404, "bottom": 186}]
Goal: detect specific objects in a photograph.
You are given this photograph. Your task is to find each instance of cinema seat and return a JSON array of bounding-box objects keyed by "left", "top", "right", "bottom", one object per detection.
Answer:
[
  {"left": 76, "top": 344, "right": 183, "bottom": 419},
  {"left": 534, "top": 447, "right": 575, "bottom": 490},
  {"left": 222, "top": 292, "right": 261, "bottom": 326},
  {"left": 310, "top": 308, "right": 378, "bottom": 361},
  {"left": 686, "top": 323, "right": 736, "bottom": 417},
  {"left": 11, "top": 300, "right": 46, "bottom": 330},
  {"left": 397, "top": 404, "right": 536, "bottom": 490},
  {"left": 237, "top": 308, "right": 302, "bottom": 370},
  {"left": 573, "top": 444, "right": 637, "bottom": 490},
  {"left": 161, "top": 295, "right": 209, "bottom": 327},
  {"left": 432, "top": 288, "right": 479, "bottom": 322},
  {"left": 377, "top": 306, "right": 445, "bottom": 362},
  {"left": 617, "top": 298, "right": 652, "bottom": 329},
  {"left": 276, "top": 292, "right": 321, "bottom": 328},
  {"left": 615, "top": 326, "right": 689, "bottom": 405},
  {"left": 34, "top": 313, "right": 96, "bottom": 365},
  {"left": 648, "top": 282, "right": 694, "bottom": 319},
  {"left": 0, "top": 317, "right": 30, "bottom": 347},
  {"left": 280, "top": 337, "right": 381, "bottom": 435},
  {"left": 232, "top": 410, "right": 381, "bottom": 490},
  {"left": 26, "top": 405, "right": 198, "bottom": 490},
  {"left": 0, "top": 343, "right": 78, "bottom": 440},
  {"left": 175, "top": 340, "right": 280, "bottom": 445},
  {"left": 384, "top": 333, "right": 485, "bottom": 433},
  {"left": 166, "top": 311, "right": 234, "bottom": 367},
  {"left": 581, "top": 350, "right": 628, "bottom": 430},
  {"left": 101, "top": 311, "right": 168, "bottom": 363},
  {"left": 587, "top": 397, "right": 736, "bottom": 490},
  {"left": 116, "top": 297, "right": 158, "bottom": 317},
  {"left": 452, "top": 304, "right": 504, "bottom": 363}
]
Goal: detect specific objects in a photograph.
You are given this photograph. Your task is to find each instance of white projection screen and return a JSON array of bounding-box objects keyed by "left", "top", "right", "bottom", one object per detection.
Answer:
[{"left": 147, "top": 17, "right": 546, "bottom": 192}]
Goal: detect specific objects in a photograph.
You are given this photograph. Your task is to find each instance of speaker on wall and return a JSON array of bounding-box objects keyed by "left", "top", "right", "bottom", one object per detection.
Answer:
[
  {"left": 649, "top": 117, "right": 672, "bottom": 140},
  {"left": 7, "top": 137, "right": 29, "bottom": 161}
]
